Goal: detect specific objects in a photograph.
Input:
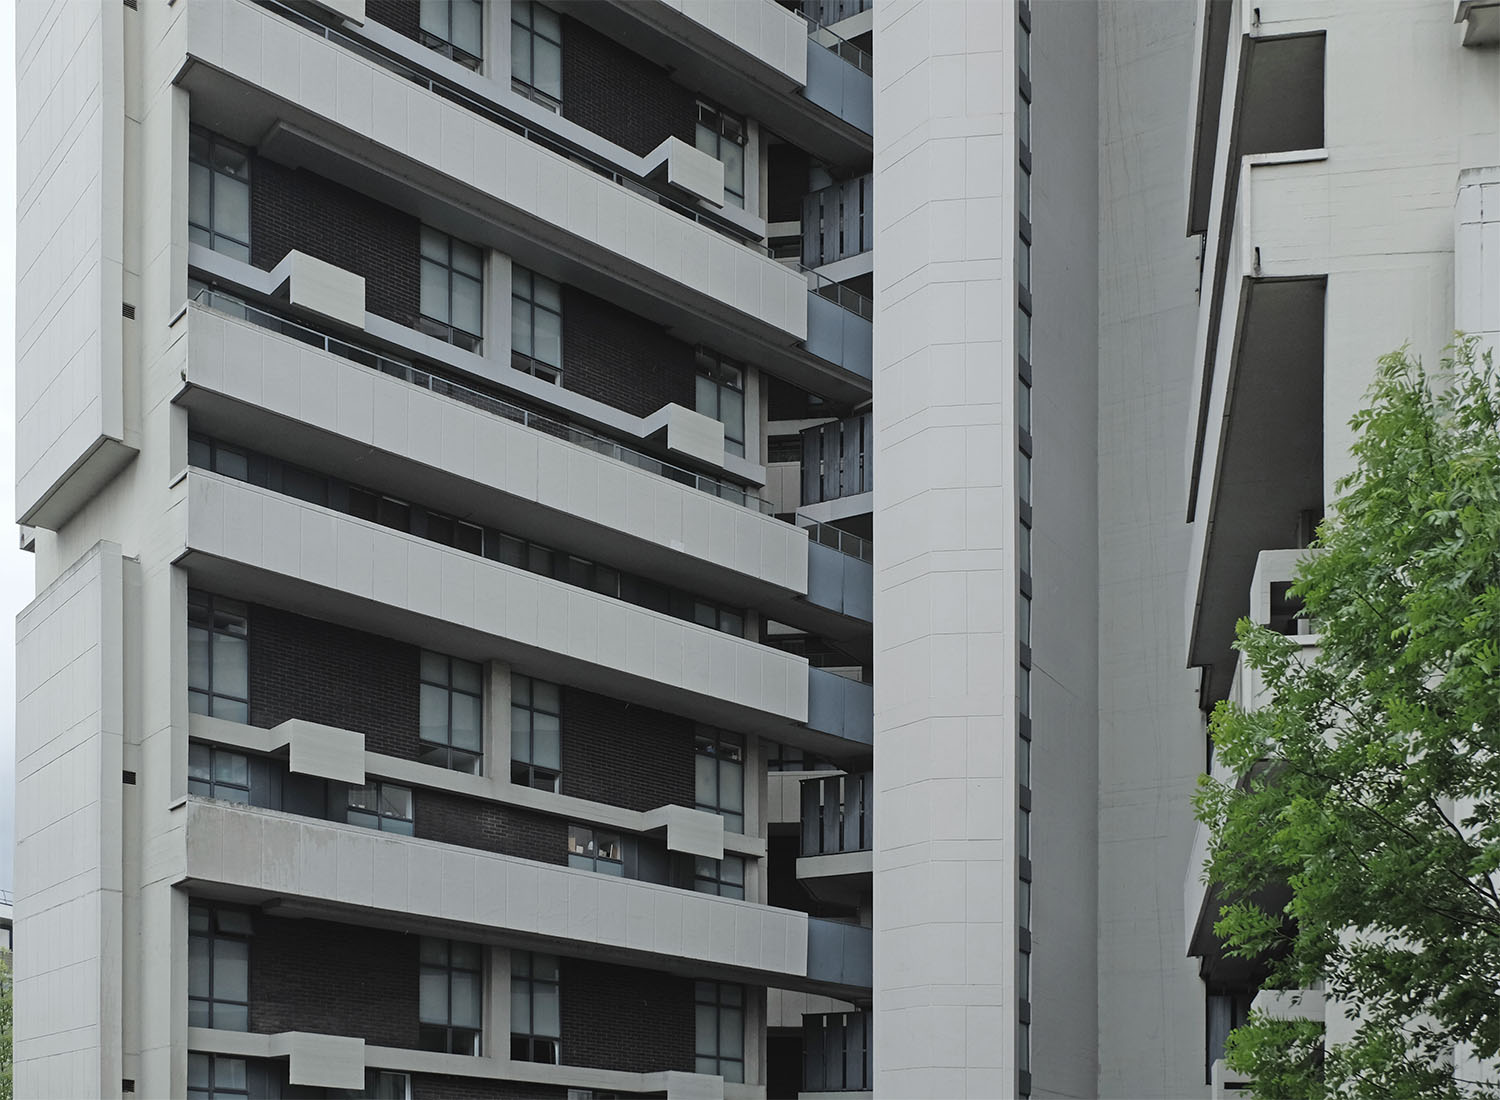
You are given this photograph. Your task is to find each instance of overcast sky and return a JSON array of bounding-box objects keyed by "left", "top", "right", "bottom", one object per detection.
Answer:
[{"left": 3, "top": 9, "right": 27, "bottom": 895}]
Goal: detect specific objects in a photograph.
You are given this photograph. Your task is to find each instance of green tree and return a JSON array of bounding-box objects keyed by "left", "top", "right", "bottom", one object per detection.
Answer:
[
  {"left": 1194, "top": 338, "right": 1500, "bottom": 1099},
  {"left": 0, "top": 946, "right": 11, "bottom": 1100}
]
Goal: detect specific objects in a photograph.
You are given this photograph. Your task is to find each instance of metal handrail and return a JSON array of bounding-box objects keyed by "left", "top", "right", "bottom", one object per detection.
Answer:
[
  {"left": 800, "top": 14, "right": 873, "bottom": 76},
  {"left": 803, "top": 520, "right": 871, "bottom": 564},
  {"left": 189, "top": 288, "right": 778, "bottom": 515}
]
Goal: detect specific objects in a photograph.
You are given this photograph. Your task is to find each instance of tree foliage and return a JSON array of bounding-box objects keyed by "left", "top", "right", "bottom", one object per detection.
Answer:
[
  {"left": 0, "top": 947, "right": 11, "bottom": 1100},
  {"left": 1194, "top": 339, "right": 1500, "bottom": 1098}
]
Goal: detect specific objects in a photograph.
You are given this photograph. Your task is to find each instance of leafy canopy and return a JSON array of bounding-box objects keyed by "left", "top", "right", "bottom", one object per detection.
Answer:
[{"left": 1194, "top": 338, "right": 1500, "bottom": 1099}]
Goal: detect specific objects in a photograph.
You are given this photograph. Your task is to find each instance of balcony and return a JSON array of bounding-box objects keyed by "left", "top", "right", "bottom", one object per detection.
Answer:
[
  {"left": 799, "top": 415, "right": 872, "bottom": 527},
  {"left": 803, "top": 1011, "right": 872, "bottom": 1094},
  {"left": 803, "top": 175, "right": 873, "bottom": 274},
  {"left": 179, "top": 797, "right": 872, "bottom": 1001},
  {"left": 803, "top": 24, "right": 872, "bottom": 135},
  {"left": 797, "top": 773, "right": 872, "bottom": 906}
]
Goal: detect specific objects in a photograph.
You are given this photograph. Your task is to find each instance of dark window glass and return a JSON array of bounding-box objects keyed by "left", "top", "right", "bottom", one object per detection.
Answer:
[
  {"left": 693, "top": 853, "right": 746, "bottom": 899},
  {"left": 188, "top": 904, "right": 252, "bottom": 1032},
  {"left": 420, "top": 226, "right": 484, "bottom": 352},
  {"left": 510, "top": 674, "right": 561, "bottom": 791},
  {"left": 419, "top": 938, "right": 483, "bottom": 1056},
  {"left": 188, "top": 591, "right": 249, "bottom": 724},
  {"left": 188, "top": 128, "right": 251, "bottom": 263},
  {"left": 419, "top": 651, "right": 484, "bottom": 774},
  {"left": 346, "top": 781, "right": 415, "bottom": 835},
  {"left": 695, "top": 729, "right": 744, "bottom": 833},
  {"left": 510, "top": 951, "right": 561, "bottom": 1063},
  {"left": 695, "top": 349, "right": 746, "bottom": 458},
  {"left": 419, "top": 0, "right": 483, "bottom": 69},
  {"left": 511, "top": 2, "right": 562, "bottom": 109},
  {"left": 511, "top": 266, "right": 562, "bottom": 382},
  {"left": 695, "top": 981, "right": 745, "bottom": 1082}
]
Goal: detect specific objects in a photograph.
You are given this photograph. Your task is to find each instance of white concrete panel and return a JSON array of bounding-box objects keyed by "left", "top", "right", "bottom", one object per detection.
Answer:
[
  {"left": 14, "top": 542, "right": 124, "bottom": 1098},
  {"left": 182, "top": 470, "right": 808, "bottom": 723}
]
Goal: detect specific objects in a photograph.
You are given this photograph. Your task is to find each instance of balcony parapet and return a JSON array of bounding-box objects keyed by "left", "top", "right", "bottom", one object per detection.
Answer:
[
  {"left": 802, "top": 1010, "right": 872, "bottom": 1093},
  {"left": 800, "top": 773, "right": 871, "bottom": 857}
]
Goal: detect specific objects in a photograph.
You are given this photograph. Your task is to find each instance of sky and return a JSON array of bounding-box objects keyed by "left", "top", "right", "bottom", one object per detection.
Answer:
[{"left": 3, "top": 7, "right": 25, "bottom": 895}]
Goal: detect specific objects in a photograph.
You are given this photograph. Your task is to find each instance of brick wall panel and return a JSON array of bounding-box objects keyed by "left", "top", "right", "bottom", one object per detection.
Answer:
[
  {"left": 366, "top": 0, "right": 420, "bottom": 40},
  {"left": 561, "top": 287, "right": 697, "bottom": 417},
  {"left": 562, "top": 688, "right": 697, "bottom": 812},
  {"left": 560, "top": 959, "right": 696, "bottom": 1074},
  {"left": 561, "top": 18, "right": 697, "bottom": 156},
  {"left": 250, "top": 157, "right": 421, "bottom": 327},
  {"left": 246, "top": 604, "right": 422, "bottom": 760},
  {"left": 417, "top": 787, "right": 568, "bottom": 865},
  {"left": 412, "top": 1077, "right": 568, "bottom": 1100},
  {"left": 249, "top": 916, "right": 420, "bottom": 1047}
]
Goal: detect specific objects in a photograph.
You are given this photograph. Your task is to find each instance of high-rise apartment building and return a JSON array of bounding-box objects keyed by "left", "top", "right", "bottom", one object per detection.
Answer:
[{"left": 12, "top": 1, "right": 1497, "bottom": 1099}]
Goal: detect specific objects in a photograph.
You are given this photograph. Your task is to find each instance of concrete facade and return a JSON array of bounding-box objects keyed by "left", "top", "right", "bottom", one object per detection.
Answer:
[{"left": 13, "top": 1, "right": 1497, "bottom": 1098}]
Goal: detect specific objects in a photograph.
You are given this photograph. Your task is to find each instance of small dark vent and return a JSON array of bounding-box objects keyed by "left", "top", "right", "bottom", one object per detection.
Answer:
[
  {"left": 122, "top": 1081, "right": 136, "bottom": 1093},
  {"left": 122, "top": 0, "right": 137, "bottom": 9},
  {"left": 122, "top": 770, "right": 137, "bottom": 785},
  {"left": 122, "top": 302, "right": 136, "bottom": 319}
]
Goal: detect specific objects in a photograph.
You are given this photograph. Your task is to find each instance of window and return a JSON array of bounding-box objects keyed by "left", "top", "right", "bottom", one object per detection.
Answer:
[
  {"left": 695, "top": 730, "right": 744, "bottom": 833},
  {"left": 420, "top": 227, "right": 484, "bottom": 352},
  {"left": 694, "top": 854, "right": 745, "bottom": 899},
  {"left": 511, "top": 266, "right": 562, "bottom": 382},
  {"left": 1018, "top": 665, "right": 1031, "bottom": 718},
  {"left": 766, "top": 744, "right": 832, "bottom": 772},
  {"left": 567, "top": 824, "right": 624, "bottom": 875},
  {"left": 188, "top": 904, "right": 252, "bottom": 1031},
  {"left": 696, "top": 103, "right": 746, "bottom": 209},
  {"left": 511, "top": 1, "right": 562, "bottom": 110},
  {"left": 695, "top": 982, "right": 744, "bottom": 1083},
  {"left": 419, "top": 652, "right": 484, "bottom": 773},
  {"left": 1017, "top": 304, "right": 1032, "bottom": 363},
  {"left": 1019, "top": 519, "right": 1032, "bottom": 575},
  {"left": 510, "top": 674, "right": 561, "bottom": 791},
  {"left": 1019, "top": 591, "right": 1031, "bottom": 649},
  {"left": 511, "top": 951, "right": 561, "bottom": 1064},
  {"left": 419, "top": 938, "right": 483, "bottom": 1055},
  {"left": 1018, "top": 162, "right": 1031, "bottom": 221},
  {"left": 1018, "top": 376, "right": 1032, "bottom": 433},
  {"left": 693, "top": 600, "right": 744, "bottom": 638},
  {"left": 695, "top": 350, "right": 746, "bottom": 458},
  {"left": 330, "top": 1070, "right": 413, "bottom": 1100},
  {"left": 346, "top": 782, "right": 414, "bottom": 835},
  {"left": 419, "top": 0, "right": 482, "bottom": 69},
  {"left": 189, "top": 745, "right": 250, "bottom": 804},
  {"left": 188, "top": 592, "right": 249, "bottom": 723},
  {"left": 1017, "top": 235, "right": 1030, "bottom": 292},
  {"left": 767, "top": 435, "right": 801, "bottom": 464},
  {"left": 188, "top": 129, "right": 251, "bottom": 262},
  {"left": 187, "top": 1054, "right": 272, "bottom": 1100}
]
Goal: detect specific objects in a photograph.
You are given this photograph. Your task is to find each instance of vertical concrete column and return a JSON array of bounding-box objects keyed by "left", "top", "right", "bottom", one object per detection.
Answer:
[
  {"left": 871, "top": 3, "right": 1021, "bottom": 1095},
  {"left": 486, "top": 660, "right": 513, "bottom": 781}
]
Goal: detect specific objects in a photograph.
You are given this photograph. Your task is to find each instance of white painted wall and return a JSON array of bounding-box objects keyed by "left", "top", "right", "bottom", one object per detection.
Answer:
[{"left": 872, "top": 3, "right": 1022, "bottom": 1096}]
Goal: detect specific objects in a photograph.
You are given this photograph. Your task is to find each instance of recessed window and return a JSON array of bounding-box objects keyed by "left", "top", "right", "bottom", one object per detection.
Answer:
[
  {"left": 693, "top": 600, "right": 744, "bottom": 638},
  {"left": 695, "top": 982, "right": 745, "bottom": 1083},
  {"left": 188, "top": 129, "right": 251, "bottom": 263},
  {"left": 695, "top": 350, "right": 746, "bottom": 458},
  {"left": 510, "top": 674, "right": 561, "bottom": 791},
  {"left": 1018, "top": 162, "right": 1031, "bottom": 222},
  {"left": 187, "top": 1053, "right": 268, "bottom": 1100},
  {"left": 1019, "top": 591, "right": 1032, "bottom": 649},
  {"left": 346, "top": 781, "right": 414, "bottom": 835},
  {"left": 419, "top": 0, "right": 483, "bottom": 70},
  {"left": 1018, "top": 376, "right": 1032, "bottom": 433},
  {"left": 511, "top": 1, "right": 562, "bottom": 111},
  {"left": 511, "top": 266, "right": 562, "bottom": 382},
  {"left": 694, "top": 854, "right": 746, "bottom": 899},
  {"left": 419, "top": 938, "right": 483, "bottom": 1055},
  {"left": 330, "top": 1071, "right": 412, "bottom": 1100},
  {"left": 188, "top": 904, "right": 252, "bottom": 1031},
  {"left": 1018, "top": 93, "right": 1031, "bottom": 150},
  {"left": 695, "top": 730, "right": 744, "bottom": 833},
  {"left": 188, "top": 591, "right": 249, "bottom": 723},
  {"left": 1018, "top": 665, "right": 1031, "bottom": 718},
  {"left": 567, "top": 824, "right": 624, "bottom": 875},
  {"left": 419, "top": 227, "right": 484, "bottom": 353},
  {"left": 1019, "top": 519, "right": 1032, "bottom": 575},
  {"left": 510, "top": 951, "right": 561, "bottom": 1064},
  {"left": 696, "top": 103, "right": 746, "bottom": 209},
  {"left": 419, "top": 652, "right": 484, "bottom": 774},
  {"left": 1017, "top": 236, "right": 1030, "bottom": 292},
  {"left": 188, "top": 744, "right": 250, "bottom": 804}
]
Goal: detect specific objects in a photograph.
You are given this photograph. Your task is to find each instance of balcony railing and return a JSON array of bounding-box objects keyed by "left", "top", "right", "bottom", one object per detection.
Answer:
[
  {"left": 801, "top": 772, "right": 873, "bottom": 856},
  {"left": 804, "top": 0, "right": 873, "bottom": 28},
  {"left": 806, "top": 19, "right": 873, "bottom": 76},
  {"left": 802, "top": 414, "right": 873, "bottom": 505},
  {"left": 803, "top": 175, "right": 873, "bottom": 268},
  {"left": 804, "top": 519, "right": 871, "bottom": 563},
  {"left": 188, "top": 288, "right": 776, "bottom": 515},
  {"left": 804, "top": 1011, "right": 873, "bottom": 1092}
]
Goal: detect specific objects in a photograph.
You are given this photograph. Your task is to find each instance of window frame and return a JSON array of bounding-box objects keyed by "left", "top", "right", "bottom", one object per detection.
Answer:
[
  {"left": 511, "top": 0, "right": 563, "bottom": 110},
  {"left": 567, "top": 823, "right": 625, "bottom": 876},
  {"left": 188, "top": 904, "right": 253, "bottom": 1032},
  {"left": 419, "top": 651, "right": 485, "bottom": 774},
  {"left": 346, "top": 781, "right": 415, "bottom": 835},
  {"left": 693, "top": 853, "right": 746, "bottom": 899},
  {"left": 418, "top": 938, "right": 484, "bottom": 1056},
  {"left": 419, "top": 0, "right": 484, "bottom": 70},
  {"left": 694, "top": 349, "right": 746, "bottom": 458},
  {"left": 511, "top": 266, "right": 563, "bottom": 383},
  {"left": 694, "top": 729, "right": 745, "bottom": 833},
  {"left": 188, "top": 743, "right": 252, "bottom": 804},
  {"left": 510, "top": 674, "right": 562, "bottom": 792},
  {"left": 419, "top": 226, "right": 485, "bottom": 353},
  {"left": 188, "top": 127, "right": 252, "bottom": 262},
  {"left": 694, "top": 981, "right": 745, "bottom": 1083},
  {"left": 510, "top": 950, "right": 562, "bottom": 1064},
  {"left": 696, "top": 102, "right": 747, "bottom": 209},
  {"left": 188, "top": 591, "right": 250, "bottom": 724}
]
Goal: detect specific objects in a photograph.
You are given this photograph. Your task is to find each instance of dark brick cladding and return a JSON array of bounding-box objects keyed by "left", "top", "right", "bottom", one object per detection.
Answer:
[
  {"left": 250, "top": 915, "right": 419, "bottom": 1047},
  {"left": 249, "top": 156, "right": 421, "bottom": 327},
  {"left": 417, "top": 786, "right": 567, "bottom": 865},
  {"left": 562, "top": 688, "right": 696, "bottom": 813},
  {"left": 246, "top": 604, "right": 422, "bottom": 761},
  {"left": 365, "top": 0, "right": 419, "bottom": 41},
  {"left": 560, "top": 959, "right": 696, "bottom": 1075},
  {"left": 560, "top": 17, "right": 697, "bottom": 157},
  {"left": 561, "top": 287, "right": 697, "bottom": 418}
]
